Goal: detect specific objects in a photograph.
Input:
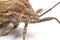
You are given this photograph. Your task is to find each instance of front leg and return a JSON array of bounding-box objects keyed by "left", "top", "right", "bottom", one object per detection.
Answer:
[
  {"left": 37, "top": 17, "right": 60, "bottom": 23},
  {"left": 23, "top": 22, "right": 28, "bottom": 40}
]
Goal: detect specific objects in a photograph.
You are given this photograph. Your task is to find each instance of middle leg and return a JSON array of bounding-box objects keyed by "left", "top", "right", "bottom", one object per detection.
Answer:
[{"left": 23, "top": 21, "right": 28, "bottom": 40}]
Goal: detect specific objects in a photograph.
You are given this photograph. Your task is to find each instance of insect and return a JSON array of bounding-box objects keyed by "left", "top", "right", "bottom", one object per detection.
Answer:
[{"left": 0, "top": 0, "right": 60, "bottom": 40}]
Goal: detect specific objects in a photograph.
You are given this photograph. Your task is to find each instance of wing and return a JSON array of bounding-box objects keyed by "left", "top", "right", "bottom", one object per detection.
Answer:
[
  {"left": 0, "top": 1, "right": 8, "bottom": 13},
  {"left": 16, "top": 0, "right": 34, "bottom": 12},
  {"left": 0, "top": 0, "right": 34, "bottom": 13},
  {"left": 7, "top": 1, "right": 33, "bottom": 15}
]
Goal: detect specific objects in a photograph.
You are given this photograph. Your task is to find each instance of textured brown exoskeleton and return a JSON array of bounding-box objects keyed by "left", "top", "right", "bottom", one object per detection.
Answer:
[{"left": 0, "top": 0, "right": 60, "bottom": 40}]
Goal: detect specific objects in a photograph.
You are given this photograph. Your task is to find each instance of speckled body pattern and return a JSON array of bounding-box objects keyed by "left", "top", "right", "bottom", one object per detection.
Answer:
[{"left": 0, "top": 0, "right": 60, "bottom": 40}]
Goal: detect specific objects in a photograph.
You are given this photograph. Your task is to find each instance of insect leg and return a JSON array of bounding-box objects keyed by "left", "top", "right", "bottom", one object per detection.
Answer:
[
  {"left": 0, "top": 24, "right": 18, "bottom": 36},
  {"left": 37, "top": 17, "right": 60, "bottom": 23},
  {"left": 39, "top": 2, "right": 60, "bottom": 17},
  {"left": 23, "top": 22, "right": 28, "bottom": 40}
]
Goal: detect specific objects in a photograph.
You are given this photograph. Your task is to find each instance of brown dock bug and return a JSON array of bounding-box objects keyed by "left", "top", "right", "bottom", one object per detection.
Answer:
[{"left": 0, "top": 0, "right": 60, "bottom": 40}]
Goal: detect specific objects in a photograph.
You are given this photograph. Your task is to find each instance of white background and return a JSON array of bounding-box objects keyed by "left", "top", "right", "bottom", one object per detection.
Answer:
[{"left": 0, "top": 0, "right": 60, "bottom": 40}]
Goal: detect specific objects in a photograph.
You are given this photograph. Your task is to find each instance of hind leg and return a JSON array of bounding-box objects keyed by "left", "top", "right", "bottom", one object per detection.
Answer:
[{"left": 0, "top": 24, "right": 18, "bottom": 36}]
